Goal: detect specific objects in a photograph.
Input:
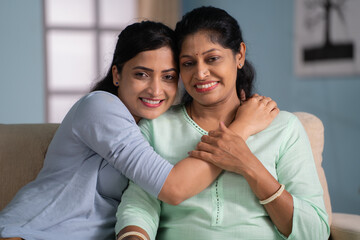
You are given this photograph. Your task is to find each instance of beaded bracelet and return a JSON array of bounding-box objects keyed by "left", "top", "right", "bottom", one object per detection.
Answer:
[
  {"left": 259, "top": 184, "right": 285, "bottom": 205},
  {"left": 117, "top": 231, "right": 149, "bottom": 240}
]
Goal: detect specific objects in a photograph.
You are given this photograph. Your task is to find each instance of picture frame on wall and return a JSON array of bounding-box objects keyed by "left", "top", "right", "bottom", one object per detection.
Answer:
[{"left": 294, "top": 0, "right": 360, "bottom": 77}]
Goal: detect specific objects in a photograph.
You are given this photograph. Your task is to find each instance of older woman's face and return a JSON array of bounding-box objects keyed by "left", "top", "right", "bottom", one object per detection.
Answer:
[
  {"left": 113, "top": 46, "right": 178, "bottom": 122},
  {"left": 179, "top": 31, "right": 245, "bottom": 106}
]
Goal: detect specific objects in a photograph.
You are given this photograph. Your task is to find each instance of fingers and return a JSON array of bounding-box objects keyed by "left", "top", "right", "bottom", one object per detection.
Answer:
[
  {"left": 188, "top": 149, "right": 215, "bottom": 163},
  {"left": 201, "top": 130, "right": 233, "bottom": 153},
  {"left": 196, "top": 140, "right": 218, "bottom": 153},
  {"left": 190, "top": 141, "right": 225, "bottom": 164},
  {"left": 254, "top": 95, "right": 279, "bottom": 112},
  {"left": 218, "top": 122, "right": 234, "bottom": 134},
  {"left": 208, "top": 122, "right": 233, "bottom": 137},
  {"left": 201, "top": 134, "right": 221, "bottom": 145},
  {"left": 240, "top": 89, "right": 246, "bottom": 103},
  {"left": 271, "top": 106, "right": 280, "bottom": 117},
  {"left": 266, "top": 99, "right": 277, "bottom": 111},
  {"left": 259, "top": 96, "right": 272, "bottom": 105}
]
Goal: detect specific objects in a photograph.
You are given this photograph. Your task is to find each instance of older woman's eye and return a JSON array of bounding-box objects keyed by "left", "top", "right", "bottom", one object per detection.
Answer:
[
  {"left": 135, "top": 72, "right": 148, "bottom": 78},
  {"left": 207, "top": 56, "right": 220, "bottom": 62},
  {"left": 182, "top": 61, "right": 193, "bottom": 67}
]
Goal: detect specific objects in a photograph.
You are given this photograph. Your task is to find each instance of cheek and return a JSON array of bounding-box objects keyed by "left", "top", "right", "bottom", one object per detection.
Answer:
[
  {"left": 166, "top": 83, "right": 178, "bottom": 99},
  {"left": 124, "top": 81, "right": 146, "bottom": 96},
  {"left": 180, "top": 72, "right": 191, "bottom": 87}
]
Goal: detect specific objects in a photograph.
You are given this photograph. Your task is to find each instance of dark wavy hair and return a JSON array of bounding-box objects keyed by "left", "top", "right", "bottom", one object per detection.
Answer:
[
  {"left": 175, "top": 6, "right": 255, "bottom": 104},
  {"left": 91, "top": 21, "right": 178, "bottom": 95}
]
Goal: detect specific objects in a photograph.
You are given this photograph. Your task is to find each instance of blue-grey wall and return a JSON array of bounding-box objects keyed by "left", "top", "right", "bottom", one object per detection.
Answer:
[
  {"left": 182, "top": 0, "right": 360, "bottom": 214},
  {"left": 0, "top": 0, "right": 45, "bottom": 123}
]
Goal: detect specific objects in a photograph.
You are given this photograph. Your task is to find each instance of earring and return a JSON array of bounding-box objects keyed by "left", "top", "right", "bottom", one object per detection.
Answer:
[
  {"left": 115, "top": 82, "right": 119, "bottom": 86},
  {"left": 239, "top": 63, "right": 243, "bottom": 68}
]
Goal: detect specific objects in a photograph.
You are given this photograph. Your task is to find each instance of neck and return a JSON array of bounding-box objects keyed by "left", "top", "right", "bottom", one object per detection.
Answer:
[{"left": 188, "top": 94, "right": 240, "bottom": 132}]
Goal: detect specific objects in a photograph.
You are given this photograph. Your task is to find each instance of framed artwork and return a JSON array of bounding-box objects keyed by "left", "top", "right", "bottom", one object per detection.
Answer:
[{"left": 294, "top": 0, "right": 360, "bottom": 77}]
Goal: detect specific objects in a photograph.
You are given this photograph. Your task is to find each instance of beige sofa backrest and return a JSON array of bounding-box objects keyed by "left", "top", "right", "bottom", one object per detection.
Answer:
[
  {"left": 0, "top": 113, "right": 332, "bottom": 225},
  {"left": 0, "top": 124, "right": 59, "bottom": 210},
  {"left": 293, "top": 112, "right": 332, "bottom": 225}
]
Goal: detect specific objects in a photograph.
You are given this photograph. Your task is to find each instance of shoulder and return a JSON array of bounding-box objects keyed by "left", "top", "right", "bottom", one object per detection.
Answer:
[
  {"left": 67, "top": 91, "right": 135, "bottom": 131},
  {"left": 274, "top": 111, "right": 297, "bottom": 123},
  {"left": 76, "top": 91, "right": 132, "bottom": 120},
  {"left": 256, "top": 111, "right": 301, "bottom": 140},
  {"left": 269, "top": 111, "right": 300, "bottom": 130},
  {"left": 80, "top": 91, "right": 125, "bottom": 110}
]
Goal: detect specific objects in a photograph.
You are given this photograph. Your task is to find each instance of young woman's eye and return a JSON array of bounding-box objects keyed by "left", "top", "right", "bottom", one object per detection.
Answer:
[{"left": 163, "top": 74, "right": 178, "bottom": 81}]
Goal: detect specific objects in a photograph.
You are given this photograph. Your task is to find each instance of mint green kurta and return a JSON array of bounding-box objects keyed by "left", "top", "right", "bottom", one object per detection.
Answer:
[{"left": 116, "top": 105, "right": 330, "bottom": 240}]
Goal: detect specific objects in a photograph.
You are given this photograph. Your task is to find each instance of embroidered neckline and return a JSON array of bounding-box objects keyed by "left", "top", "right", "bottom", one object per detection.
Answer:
[{"left": 182, "top": 105, "right": 208, "bottom": 135}]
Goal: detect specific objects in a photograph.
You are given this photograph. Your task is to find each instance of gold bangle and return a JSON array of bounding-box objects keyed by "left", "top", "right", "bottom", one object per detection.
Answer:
[
  {"left": 117, "top": 231, "right": 148, "bottom": 240},
  {"left": 259, "top": 184, "right": 285, "bottom": 205}
]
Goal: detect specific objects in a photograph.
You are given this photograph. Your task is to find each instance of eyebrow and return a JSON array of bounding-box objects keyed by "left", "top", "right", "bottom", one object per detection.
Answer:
[
  {"left": 180, "top": 48, "right": 220, "bottom": 59},
  {"left": 132, "top": 66, "right": 177, "bottom": 73}
]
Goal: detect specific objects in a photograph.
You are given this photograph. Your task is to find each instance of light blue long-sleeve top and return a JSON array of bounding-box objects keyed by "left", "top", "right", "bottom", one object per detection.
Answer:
[
  {"left": 116, "top": 105, "right": 330, "bottom": 240},
  {"left": 0, "top": 91, "right": 173, "bottom": 240}
]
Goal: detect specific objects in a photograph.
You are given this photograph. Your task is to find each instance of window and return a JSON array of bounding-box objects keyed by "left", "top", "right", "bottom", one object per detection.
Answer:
[{"left": 44, "top": 0, "right": 138, "bottom": 122}]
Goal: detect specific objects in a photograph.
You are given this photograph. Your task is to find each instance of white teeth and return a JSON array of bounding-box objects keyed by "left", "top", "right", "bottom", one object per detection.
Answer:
[
  {"left": 196, "top": 82, "right": 218, "bottom": 89},
  {"left": 141, "top": 98, "right": 161, "bottom": 104}
]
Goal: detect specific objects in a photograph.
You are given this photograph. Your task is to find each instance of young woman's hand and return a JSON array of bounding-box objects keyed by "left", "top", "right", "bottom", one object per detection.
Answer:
[{"left": 230, "top": 93, "right": 279, "bottom": 140}]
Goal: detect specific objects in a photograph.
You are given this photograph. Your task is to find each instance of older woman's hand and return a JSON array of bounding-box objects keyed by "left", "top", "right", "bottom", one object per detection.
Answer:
[{"left": 189, "top": 122, "right": 260, "bottom": 175}]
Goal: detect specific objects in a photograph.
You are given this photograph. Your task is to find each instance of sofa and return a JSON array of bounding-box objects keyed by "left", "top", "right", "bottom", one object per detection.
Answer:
[{"left": 0, "top": 112, "right": 359, "bottom": 239}]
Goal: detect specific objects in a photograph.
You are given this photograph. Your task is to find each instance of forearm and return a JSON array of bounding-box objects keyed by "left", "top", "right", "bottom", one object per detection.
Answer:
[
  {"left": 158, "top": 157, "right": 222, "bottom": 205},
  {"left": 242, "top": 154, "right": 293, "bottom": 237}
]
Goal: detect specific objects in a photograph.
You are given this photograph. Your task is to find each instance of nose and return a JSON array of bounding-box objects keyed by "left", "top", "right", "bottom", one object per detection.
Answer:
[
  {"left": 147, "top": 78, "right": 163, "bottom": 97},
  {"left": 195, "top": 62, "right": 209, "bottom": 80}
]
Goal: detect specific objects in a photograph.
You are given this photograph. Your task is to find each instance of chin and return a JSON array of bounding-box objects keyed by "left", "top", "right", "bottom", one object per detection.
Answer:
[{"left": 142, "top": 112, "right": 163, "bottom": 120}]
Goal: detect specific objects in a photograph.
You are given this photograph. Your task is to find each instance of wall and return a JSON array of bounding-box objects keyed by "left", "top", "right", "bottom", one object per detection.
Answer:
[
  {"left": 182, "top": 0, "right": 360, "bottom": 214},
  {"left": 0, "top": 0, "right": 45, "bottom": 123}
]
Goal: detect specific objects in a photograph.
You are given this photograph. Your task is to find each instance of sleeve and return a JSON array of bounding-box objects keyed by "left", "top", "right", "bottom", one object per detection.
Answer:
[
  {"left": 71, "top": 92, "right": 173, "bottom": 197},
  {"left": 115, "top": 181, "right": 161, "bottom": 240},
  {"left": 276, "top": 115, "right": 330, "bottom": 240}
]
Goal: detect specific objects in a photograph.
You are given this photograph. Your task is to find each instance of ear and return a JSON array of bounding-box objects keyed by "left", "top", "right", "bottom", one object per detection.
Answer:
[
  {"left": 236, "top": 42, "right": 246, "bottom": 69},
  {"left": 112, "top": 65, "right": 120, "bottom": 86}
]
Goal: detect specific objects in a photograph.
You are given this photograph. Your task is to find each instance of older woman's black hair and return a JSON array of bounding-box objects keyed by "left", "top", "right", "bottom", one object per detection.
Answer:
[
  {"left": 175, "top": 6, "right": 255, "bottom": 104},
  {"left": 92, "top": 21, "right": 178, "bottom": 95}
]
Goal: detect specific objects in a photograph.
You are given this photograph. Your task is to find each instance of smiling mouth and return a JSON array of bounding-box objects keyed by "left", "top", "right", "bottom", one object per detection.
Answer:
[
  {"left": 195, "top": 82, "right": 219, "bottom": 92},
  {"left": 140, "top": 98, "right": 164, "bottom": 107}
]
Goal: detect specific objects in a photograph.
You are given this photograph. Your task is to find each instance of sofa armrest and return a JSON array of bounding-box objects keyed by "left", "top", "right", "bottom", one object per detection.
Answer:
[{"left": 330, "top": 213, "right": 360, "bottom": 240}]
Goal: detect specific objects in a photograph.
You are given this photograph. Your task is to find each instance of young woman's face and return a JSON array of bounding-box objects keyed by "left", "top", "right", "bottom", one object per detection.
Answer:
[
  {"left": 179, "top": 31, "right": 245, "bottom": 106},
  {"left": 113, "top": 47, "right": 178, "bottom": 122}
]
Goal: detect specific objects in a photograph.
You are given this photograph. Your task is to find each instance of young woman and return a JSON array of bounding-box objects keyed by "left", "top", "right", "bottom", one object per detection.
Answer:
[
  {"left": 115, "top": 7, "right": 330, "bottom": 240},
  {"left": 0, "top": 21, "right": 276, "bottom": 240}
]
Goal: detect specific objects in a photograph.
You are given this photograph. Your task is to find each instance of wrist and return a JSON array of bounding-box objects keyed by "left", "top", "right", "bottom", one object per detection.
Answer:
[
  {"left": 117, "top": 231, "right": 148, "bottom": 240},
  {"left": 228, "top": 121, "right": 250, "bottom": 140}
]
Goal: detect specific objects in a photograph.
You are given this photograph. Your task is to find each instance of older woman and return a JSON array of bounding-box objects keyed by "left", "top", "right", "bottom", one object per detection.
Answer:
[{"left": 115, "top": 6, "right": 329, "bottom": 240}]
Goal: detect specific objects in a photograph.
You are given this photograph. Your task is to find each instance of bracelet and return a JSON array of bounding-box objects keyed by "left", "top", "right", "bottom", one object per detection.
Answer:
[
  {"left": 117, "top": 231, "right": 149, "bottom": 240},
  {"left": 259, "top": 184, "right": 285, "bottom": 205}
]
